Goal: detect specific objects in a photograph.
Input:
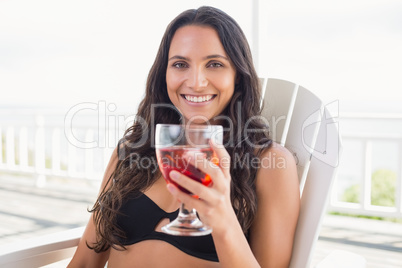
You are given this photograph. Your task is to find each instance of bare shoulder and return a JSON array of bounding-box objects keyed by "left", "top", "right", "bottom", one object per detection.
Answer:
[
  {"left": 258, "top": 142, "right": 297, "bottom": 171},
  {"left": 255, "top": 142, "right": 299, "bottom": 193}
]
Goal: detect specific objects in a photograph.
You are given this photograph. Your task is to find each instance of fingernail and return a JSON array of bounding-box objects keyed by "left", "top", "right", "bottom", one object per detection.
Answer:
[{"left": 169, "top": 170, "right": 179, "bottom": 181}]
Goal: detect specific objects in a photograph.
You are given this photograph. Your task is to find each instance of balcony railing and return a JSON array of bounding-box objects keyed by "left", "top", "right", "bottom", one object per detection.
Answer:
[
  {"left": 1, "top": 109, "right": 401, "bottom": 220},
  {"left": 328, "top": 112, "right": 402, "bottom": 219},
  {"left": 0, "top": 107, "right": 125, "bottom": 187}
]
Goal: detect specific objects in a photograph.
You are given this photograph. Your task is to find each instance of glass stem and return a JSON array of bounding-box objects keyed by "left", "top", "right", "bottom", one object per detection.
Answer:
[{"left": 178, "top": 203, "right": 197, "bottom": 221}]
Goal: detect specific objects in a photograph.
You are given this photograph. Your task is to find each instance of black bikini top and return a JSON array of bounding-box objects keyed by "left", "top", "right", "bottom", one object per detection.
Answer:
[{"left": 115, "top": 193, "right": 219, "bottom": 262}]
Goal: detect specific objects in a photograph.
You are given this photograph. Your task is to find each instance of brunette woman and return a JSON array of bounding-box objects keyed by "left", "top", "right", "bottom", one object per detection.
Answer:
[{"left": 68, "top": 6, "right": 299, "bottom": 268}]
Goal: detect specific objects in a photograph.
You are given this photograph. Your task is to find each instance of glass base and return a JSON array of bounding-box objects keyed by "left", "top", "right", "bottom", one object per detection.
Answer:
[{"left": 161, "top": 211, "right": 212, "bottom": 236}]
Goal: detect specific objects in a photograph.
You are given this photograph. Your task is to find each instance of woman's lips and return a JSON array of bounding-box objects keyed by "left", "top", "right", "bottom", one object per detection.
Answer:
[{"left": 181, "top": 94, "right": 216, "bottom": 104}]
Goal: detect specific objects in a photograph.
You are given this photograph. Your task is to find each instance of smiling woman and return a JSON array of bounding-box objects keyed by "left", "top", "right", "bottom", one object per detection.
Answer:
[
  {"left": 166, "top": 25, "right": 236, "bottom": 123},
  {"left": 67, "top": 6, "right": 299, "bottom": 268}
]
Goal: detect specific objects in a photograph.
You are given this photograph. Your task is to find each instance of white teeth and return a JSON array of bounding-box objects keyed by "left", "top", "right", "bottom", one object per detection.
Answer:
[{"left": 184, "top": 95, "right": 214, "bottom": 103}]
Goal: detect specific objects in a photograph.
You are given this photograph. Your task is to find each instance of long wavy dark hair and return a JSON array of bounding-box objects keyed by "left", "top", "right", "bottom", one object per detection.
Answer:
[{"left": 89, "top": 6, "right": 272, "bottom": 252}]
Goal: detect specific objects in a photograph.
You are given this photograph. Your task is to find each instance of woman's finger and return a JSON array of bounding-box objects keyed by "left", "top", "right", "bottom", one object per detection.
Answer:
[
  {"left": 169, "top": 170, "right": 213, "bottom": 201},
  {"left": 210, "top": 139, "right": 231, "bottom": 179},
  {"left": 183, "top": 152, "right": 226, "bottom": 192}
]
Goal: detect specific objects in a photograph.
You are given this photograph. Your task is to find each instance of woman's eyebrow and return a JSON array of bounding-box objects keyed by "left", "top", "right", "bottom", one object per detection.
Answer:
[
  {"left": 168, "top": 54, "right": 229, "bottom": 61},
  {"left": 203, "top": 54, "right": 229, "bottom": 61},
  {"left": 168, "top": 55, "right": 188, "bottom": 61}
]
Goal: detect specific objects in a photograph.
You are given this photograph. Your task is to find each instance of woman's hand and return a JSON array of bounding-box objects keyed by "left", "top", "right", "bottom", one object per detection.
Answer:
[{"left": 166, "top": 139, "right": 237, "bottom": 234}]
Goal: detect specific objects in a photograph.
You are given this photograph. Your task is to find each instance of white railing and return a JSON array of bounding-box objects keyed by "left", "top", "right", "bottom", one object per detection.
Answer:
[
  {"left": 1, "top": 110, "right": 401, "bottom": 219},
  {"left": 0, "top": 111, "right": 123, "bottom": 187},
  {"left": 328, "top": 113, "right": 402, "bottom": 219}
]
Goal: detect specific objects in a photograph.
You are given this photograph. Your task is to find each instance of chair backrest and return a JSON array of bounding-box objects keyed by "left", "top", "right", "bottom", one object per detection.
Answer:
[{"left": 260, "top": 78, "right": 341, "bottom": 268}]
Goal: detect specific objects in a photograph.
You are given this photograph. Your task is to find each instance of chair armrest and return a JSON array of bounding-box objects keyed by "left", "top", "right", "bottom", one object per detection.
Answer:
[
  {"left": 0, "top": 226, "right": 84, "bottom": 268},
  {"left": 314, "top": 250, "right": 367, "bottom": 268}
]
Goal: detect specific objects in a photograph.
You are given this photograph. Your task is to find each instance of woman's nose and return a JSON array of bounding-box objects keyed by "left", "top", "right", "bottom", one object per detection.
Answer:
[{"left": 186, "top": 67, "right": 208, "bottom": 91}]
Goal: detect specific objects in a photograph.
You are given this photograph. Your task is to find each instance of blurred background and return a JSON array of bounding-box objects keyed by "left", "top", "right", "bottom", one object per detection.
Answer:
[
  {"left": 1, "top": 0, "right": 402, "bottom": 108},
  {"left": 1, "top": 0, "right": 401, "bottom": 267}
]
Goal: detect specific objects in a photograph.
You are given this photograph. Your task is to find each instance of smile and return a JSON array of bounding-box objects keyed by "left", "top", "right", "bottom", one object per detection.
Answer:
[{"left": 182, "top": 94, "right": 216, "bottom": 103}]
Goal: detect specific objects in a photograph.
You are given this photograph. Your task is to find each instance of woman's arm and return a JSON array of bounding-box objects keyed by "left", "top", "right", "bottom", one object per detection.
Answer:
[
  {"left": 67, "top": 147, "right": 119, "bottom": 268},
  {"left": 249, "top": 143, "right": 300, "bottom": 267},
  {"left": 167, "top": 142, "right": 299, "bottom": 268}
]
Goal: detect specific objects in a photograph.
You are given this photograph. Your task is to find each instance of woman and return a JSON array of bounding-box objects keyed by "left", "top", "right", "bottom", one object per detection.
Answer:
[{"left": 68, "top": 6, "right": 299, "bottom": 268}]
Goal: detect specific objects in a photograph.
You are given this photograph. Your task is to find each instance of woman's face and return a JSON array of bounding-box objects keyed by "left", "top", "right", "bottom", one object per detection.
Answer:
[{"left": 166, "top": 25, "right": 236, "bottom": 123}]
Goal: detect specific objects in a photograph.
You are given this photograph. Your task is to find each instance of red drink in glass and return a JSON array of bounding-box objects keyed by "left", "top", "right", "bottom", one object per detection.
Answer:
[
  {"left": 155, "top": 123, "right": 222, "bottom": 235},
  {"left": 157, "top": 146, "right": 217, "bottom": 194}
]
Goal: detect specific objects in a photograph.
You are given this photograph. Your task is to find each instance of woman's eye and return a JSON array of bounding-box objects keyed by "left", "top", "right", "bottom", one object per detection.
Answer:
[
  {"left": 208, "top": 62, "right": 223, "bottom": 68},
  {"left": 172, "top": 62, "right": 187, "bottom": 68}
]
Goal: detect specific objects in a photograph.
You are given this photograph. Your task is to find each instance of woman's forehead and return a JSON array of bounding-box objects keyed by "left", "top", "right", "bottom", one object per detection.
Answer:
[{"left": 168, "top": 25, "right": 227, "bottom": 58}]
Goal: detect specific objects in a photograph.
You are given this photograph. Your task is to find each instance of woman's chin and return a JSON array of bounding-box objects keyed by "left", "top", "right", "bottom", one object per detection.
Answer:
[{"left": 182, "top": 115, "right": 211, "bottom": 125}]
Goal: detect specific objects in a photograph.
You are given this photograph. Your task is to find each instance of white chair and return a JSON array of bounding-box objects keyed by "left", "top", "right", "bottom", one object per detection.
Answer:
[
  {"left": 260, "top": 78, "right": 342, "bottom": 267},
  {"left": 0, "top": 78, "right": 360, "bottom": 268},
  {"left": 0, "top": 227, "right": 84, "bottom": 267}
]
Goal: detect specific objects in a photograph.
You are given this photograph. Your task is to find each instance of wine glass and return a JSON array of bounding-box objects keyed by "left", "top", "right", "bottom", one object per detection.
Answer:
[{"left": 155, "top": 123, "right": 223, "bottom": 236}]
